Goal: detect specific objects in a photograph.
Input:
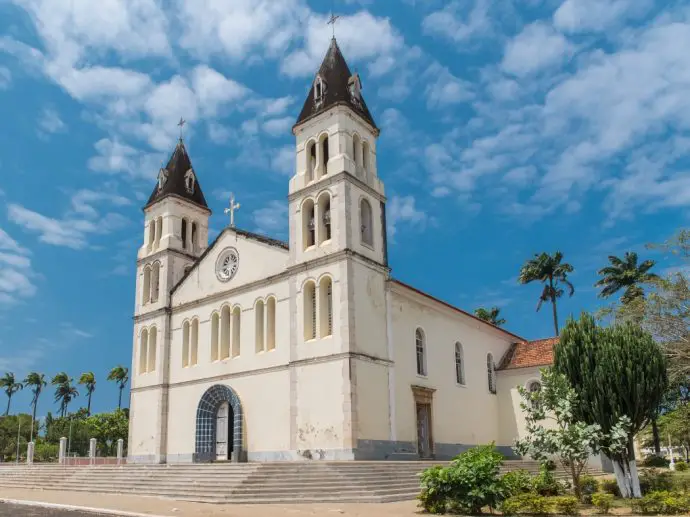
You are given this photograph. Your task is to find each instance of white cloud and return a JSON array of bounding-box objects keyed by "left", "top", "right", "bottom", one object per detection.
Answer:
[
  {"left": 424, "top": 63, "right": 473, "bottom": 108},
  {"left": 387, "top": 195, "right": 427, "bottom": 240},
  {"left": 271, "top": 146, "right": 295, "bottom": 175},
  {"left": 554, "top": 0, "right": 654, "bottom": 33},
  {"left": 422, "top": 0, "right": 491, "bottom": 44},
  {"left": 502, "top": 22, "right": 573, "bottom": 77},
  {"left": 0, "top": 226, "right": 36, "bottom": 307},
  {"left": 262, "top": 117, "right": 293, "bottom": 137},
  {"left": 0, "top": 66, "right": 11, "bottom": 89},
  {"left": 191, "top": 65, "right": 249, "bottom": 117},
  {"left": 38, "top": 107, "right": 66, "bottom": 134},
  {"left": 88, "top": 138, "right": 163, "bottom": 179},
  {"left": 252, "top": 200, "right": 288, "bottom": 237}
]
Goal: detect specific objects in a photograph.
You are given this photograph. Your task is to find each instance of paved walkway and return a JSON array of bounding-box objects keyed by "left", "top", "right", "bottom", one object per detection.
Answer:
[{"left": 0, "top": 489, "right": 422, "bottom": 517}]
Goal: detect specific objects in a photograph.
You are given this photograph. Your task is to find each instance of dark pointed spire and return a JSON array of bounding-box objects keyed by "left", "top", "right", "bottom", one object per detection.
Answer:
[
  {"left": 145, "top": 139, "right": 210, "bottom": 212},
  {"left": 294, "top": 38, "right": 378, "bottom": 131}
]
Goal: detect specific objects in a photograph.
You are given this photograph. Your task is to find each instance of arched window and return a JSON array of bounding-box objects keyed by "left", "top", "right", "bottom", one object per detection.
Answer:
[
  {"left": 148, "top": 326, "right": 157, "bottom": 373},
  {"left": 455, "top": 342, "right": 465, "bottom": 385},
  {"left": 319, "top": 277, "right": 333, "bottom": 338},
  {"left": 211, "top": 312, "right": 220, "bottom": 361},
  {"left": 142, "top": 266, "right": 151, "bottom": 305},
  {"left": 190, "top": 318, "right": 199, "bottom": 366},
  {"left": 416, "top": 328, "right": 427, "bottom": 376},
  {"left": 317, "top": 193, "right": 331, "bottom": 244},
  {"left": 360, "top": 199, "right": 373, "bottom": 247},
  {"left": 352, "top": 133, "right": 362, "bottom": 172},
  {"left": 231, "top": 306, "right": 241, "bottom": 357},
  {"left": 139, "top": 328, "right": 148, "bottom": 375},
  {"left": 487, "top": 353, "right": 496, "bottom": 394},
  {"left": 362, "top": 141, "right": 370, "bottom": 175},
  {"left": 148, "top": 220, "right": 155, "bottom": 249},
  {"left": 315, "top": 75, "right": 324, "bottom": 101},
  {"left": 181, "top": 218, "right": 188, "bottom": 250},
  {"left": 182, "top": 321, "right": 190, "bottom": 368},
  {"left": 151, "top": 262, "right": 160, "bottom": 303},
  {"left": 304, "top": 281, "right": 316, "bottom": 340},
  {"left": 527, "top": 380, "right": 542, "bottom": 409},
  {"left": 155, "top": 217, "right": 162, "bottom": 248},
  {"left": 191, "top": 222, "right": 198, "bottom": 252},
  {"left": 322, "top": 135, "right": 329, "bottom": 174},
  {"left": 266, "top": 297, "right": 276, "bottom": 351},
  {"left": 307, "top": 141, "right": 316, "bottom": 183},
  {"left": 255, "top": 300, "right": 265, "bottom": 353},
  {"left": 220, "top": 306, "right": 231, "bottom": 360},
  {"left": 302, "top": 199, "right": 316, "bottom": 249}
]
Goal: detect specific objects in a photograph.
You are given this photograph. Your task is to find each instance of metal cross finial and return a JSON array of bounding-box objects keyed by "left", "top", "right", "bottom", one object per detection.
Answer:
[
  {"left": 224, "top": 193, "right": 241, "bottom": 228},
  {"left": 327, "top": 12, "right": 340, "bottom": 38},
  {"left": 177, "top": 117, "right": 186, "bottom": 140}
]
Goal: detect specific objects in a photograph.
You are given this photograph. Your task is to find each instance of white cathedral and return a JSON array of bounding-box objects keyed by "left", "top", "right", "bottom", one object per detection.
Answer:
[{"left": 128, "top": 39, "right": 557, "bottom": 464}]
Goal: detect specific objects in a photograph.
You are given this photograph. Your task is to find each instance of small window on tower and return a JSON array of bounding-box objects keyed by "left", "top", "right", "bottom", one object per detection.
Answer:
[
  {"left": 314, "top": 76, "right": 325, "bottom": 106},
  {"left": 184, "top": 169, "right": 196, "bottom": 194},
  {"left": 348, "top": 73, "right": 362, "bottom": 106},
  {"left": 157, "top": 168, "right": 168, "bottom": 191}
]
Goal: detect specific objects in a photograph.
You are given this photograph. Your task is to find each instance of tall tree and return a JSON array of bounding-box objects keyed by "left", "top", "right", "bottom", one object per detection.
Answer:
[
  {"left": 0, "top": 372, "right": 23, "bottom": 416},
  {"left": 554, "top": 312, "right": 668, "bottom": 498},
  {"left": 51, "top": 373, "right": 78, "bottom": 417},
  {"left": 518, "top": 251, "right": 575, "bottom": 336},
  {"left": 107, "top": 366, "right": 129, "bottom": 410},
  {"left": 23, "top": 372, "right": 47, "bottom": 429},
  {"left": 595, "top": 252, "right": 658, "bottom": 304},
  {"left": 474, "top": 307, "right": 506, "bottom": 327},
  {"left": 78, "top": 372, "right": 96, "bottom": 416}
]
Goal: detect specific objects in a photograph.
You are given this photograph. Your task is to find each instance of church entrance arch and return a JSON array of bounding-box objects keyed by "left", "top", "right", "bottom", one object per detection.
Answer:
[{"left": 194, "top": 384, "right": 244, "bottom": 463}]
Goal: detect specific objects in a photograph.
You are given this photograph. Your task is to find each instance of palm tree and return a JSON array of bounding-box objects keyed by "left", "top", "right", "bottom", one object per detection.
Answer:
[
  {"left": 0, "top": 372, "right": 23, "bottom": 416},
  {"left": 518, "top": 251, "right": 575, "bottom": 336},
  {"left": 78, "top": 372, "right": 96, "bottom": 416},
  {"left": 107, "top": 366, "right": 129, "bottom": 410},
  {"left": 23, "top": 372, "right": 47, "bottom": 428},
  {"left": 594, "top": 251, "right": 658, "bottom": 304},
  {"left": 474, "top": 307, "right": 507, "bottom": 327},
  {"left": 51, "top": 373, "right": 78, "bottom": 417}
]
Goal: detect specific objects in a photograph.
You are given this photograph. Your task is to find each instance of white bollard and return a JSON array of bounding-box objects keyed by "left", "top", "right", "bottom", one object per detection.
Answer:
[
  {"left": 58, "top": 437, "right": 67, "bottom": 465},
  {"left": 117, "top": 439, "right": 124, "bottom": 466},
  {"left": 89, "top": 438, "right": 97, "bottom": 466},
  {"left": 27, "top": 442, "right": 34, "bottom": 465}
]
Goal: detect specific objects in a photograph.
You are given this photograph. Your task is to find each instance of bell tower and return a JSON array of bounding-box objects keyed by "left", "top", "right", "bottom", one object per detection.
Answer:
[{"left": 288, "top": 37, "right": 388, "bottom": 268}]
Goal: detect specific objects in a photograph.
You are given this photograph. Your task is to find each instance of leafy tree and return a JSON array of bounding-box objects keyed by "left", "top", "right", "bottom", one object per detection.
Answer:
[
  {"left": 518, "top": 251, "right": 575, "bottom": 336},
  {"left": 554, "top": 312, "right": 668, "bottom": 498},
  {"left": 107, "top": 366, "right": 129, "bottom": 410},
  {"left": 78, "top": 372, "right": 96, "bottom": 416},
  {"left": 514, "top": 368, "right": 630, "bottom": 500},
  {"left": 595, "top": 252, "right": 658, "bottom": 304},
  {"left": 0, "top": 372, "right": 23, "bottom": 416},
  {"left": 0, "top": 414, "right": 34, "bottom": 461},
  {"left": 85, "top": 409, "right": 128, "bottom": 456},
  {"left": 474, "top": 307, "right": 507, "bottom": 327},
  {"left": 23, "top": 372, "right": 47, "bottom": 441},
  {"left": 51, "top": 374, "right": 78, "bottom": 418}
]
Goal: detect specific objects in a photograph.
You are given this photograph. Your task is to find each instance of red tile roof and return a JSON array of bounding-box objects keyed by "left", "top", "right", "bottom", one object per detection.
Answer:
[{"left": 498, "top": 337, "right": 559, "bottom": 370}]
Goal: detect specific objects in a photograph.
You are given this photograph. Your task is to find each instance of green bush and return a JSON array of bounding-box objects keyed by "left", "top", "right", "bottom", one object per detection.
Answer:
[
  {"left": 532, "top": 466, "right": 565, "bottom": 496},
  {"left": 578, "top": 476, "right": 599, "bottom": 503},
  {"left": 599, "top": 479, "right": 621, "bottom": 497},
  {"left": 553, "top": 496, "right": 579, "bottom": 516},
  {"left": 643, "top": 455, "right": 671, "bottom": 468},
  {"left": 674, "top": 461, "right": 688, "bottom": 472},
  {"left": 631, "top": 491, "right": 690, "bottom": 515},
  {"left": 640, "top": 470, "right": 675, "bottom": 495},
  {"left": 591, "top": 492, "right": 614, "bottom": 514},
  {"left": 502, "top": 470, "right": 534, "bottom": 498},
  {"left": 417, "top": 445, "right": 505, "bottom": 515},
  {"left": 33, "top": 442, "right": 58, "bottom": 463},
  {"left": 501, "top": 494, "right": 552, "bottom": 515}
]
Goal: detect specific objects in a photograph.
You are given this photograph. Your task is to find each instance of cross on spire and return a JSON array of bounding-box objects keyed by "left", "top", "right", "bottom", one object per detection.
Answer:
[
  {"left": 327, "top": 12, "right": 340, "bottom": 38},
  {"left": 224, "top": 193, "right": 241, "bottom": 228},
  {"left": 177, "top": 117, "right": 186, "bottom": 140}
]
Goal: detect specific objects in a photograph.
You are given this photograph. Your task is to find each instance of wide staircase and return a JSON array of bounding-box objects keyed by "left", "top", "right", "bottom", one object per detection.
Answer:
[{"left": 0, "top": 460, "right": 602, "bottom": 504}]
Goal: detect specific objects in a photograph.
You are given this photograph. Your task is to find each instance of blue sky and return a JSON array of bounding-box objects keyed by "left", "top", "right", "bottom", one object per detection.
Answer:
[{"left": 0, "top": 0, "right": 688, "bottom": 417}]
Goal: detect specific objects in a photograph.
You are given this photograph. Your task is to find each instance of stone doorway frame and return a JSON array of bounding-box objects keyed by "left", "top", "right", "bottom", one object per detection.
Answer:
[
  {"left": 412, "top": 385, "right": 436, "bottom": 459},
  {"left": 194, "top": 384, "right": 245, "bottom": 463}
]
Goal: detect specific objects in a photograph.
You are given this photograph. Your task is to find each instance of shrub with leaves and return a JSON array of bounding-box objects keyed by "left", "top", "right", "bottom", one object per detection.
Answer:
[
  {"left": 640, "top": 470, "right": 675, "bottom": 495},
  {"left": 579, "top": 475, "right": 599, "bottom": 503},
  {"left": 591, "top": 492, "right": 615, "bottom": 514},
  {"left": 417, "top": 444, "right": 505, "bottom": 515},
  {"left": 501, "top": 494, "right": 553, "bottom": 515},
  {"left": 674, "top": 461, "right": 687, "bottom": 472},
  {"left": 643, "top": 455, "right": 671, "bottom": 468},
  {"left": 631, "top": 491, "right": 690, "bottom": 515},
  {"left": 502, "top": 469, "right": 534, "bottom": 498},
  {"left": 531, "top": 465, "right": 566, "bottom": 496},
  {"left": 600, "top": 479, "right": 622, "bottom": 497},
  {"left": 553, "top": 495, "right": 580, "bottom": 516},
  {"left": 514, "top": 368, "right": 629, "bottom": 501}
]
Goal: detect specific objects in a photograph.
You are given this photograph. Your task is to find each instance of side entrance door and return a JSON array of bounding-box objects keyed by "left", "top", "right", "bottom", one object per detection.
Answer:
[
  {"left": 416, "top": 402, "right": 432, "bottom": 458},
  {"left": 216, "top": 402, "right": 229, "bottom": 461}
]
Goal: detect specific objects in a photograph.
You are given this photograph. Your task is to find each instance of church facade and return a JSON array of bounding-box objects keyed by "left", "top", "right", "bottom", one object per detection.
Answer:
[{"left": 128, "top": 39, "right": 554, "bottom": 464}]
